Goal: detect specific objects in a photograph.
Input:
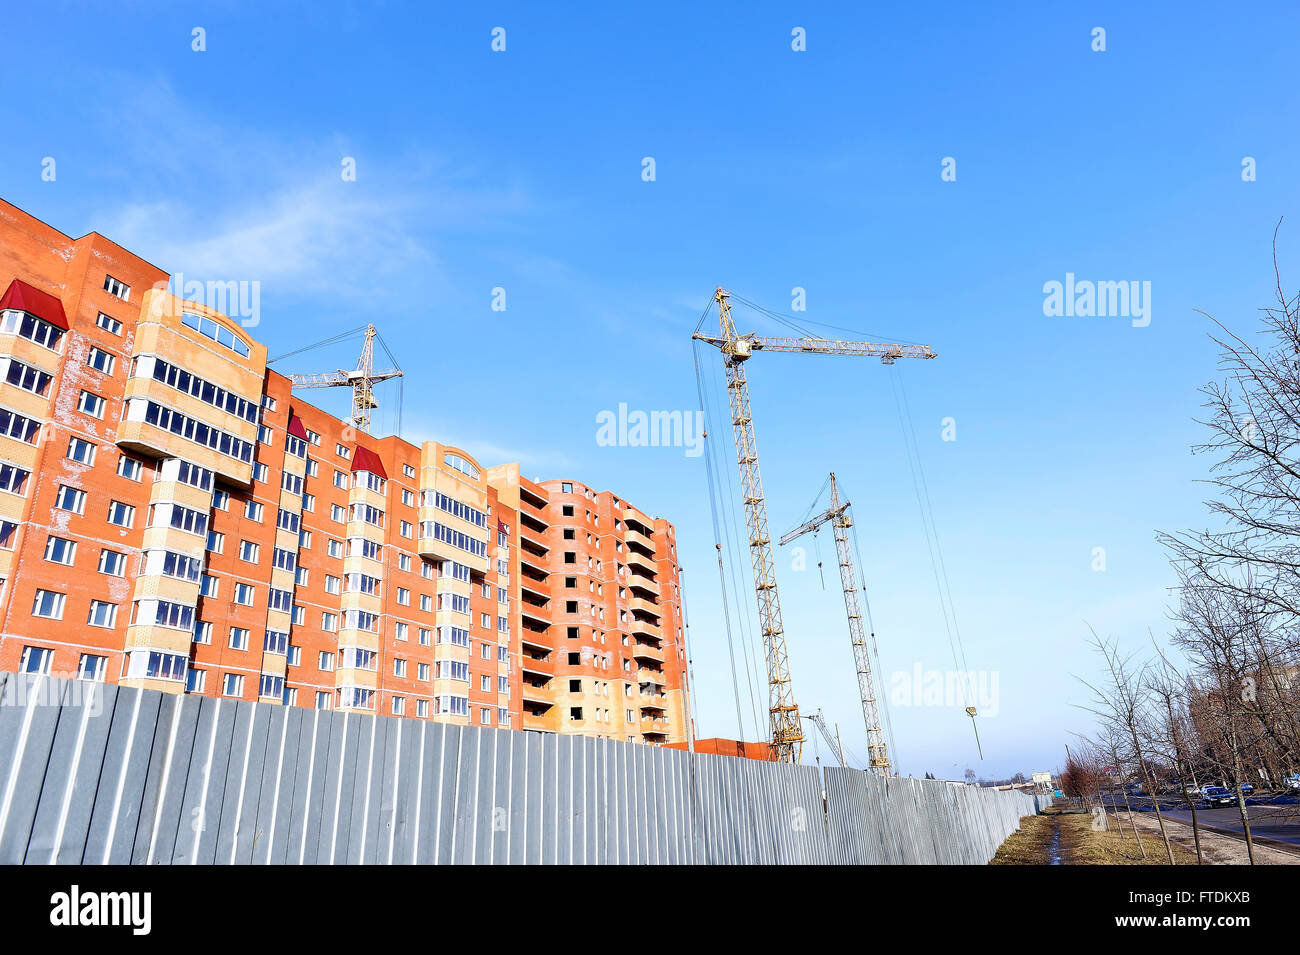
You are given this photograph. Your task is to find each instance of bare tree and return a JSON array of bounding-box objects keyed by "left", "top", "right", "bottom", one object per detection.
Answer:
[{"left": 1077, "top": 631, "right": 1176, "bottom": 864}]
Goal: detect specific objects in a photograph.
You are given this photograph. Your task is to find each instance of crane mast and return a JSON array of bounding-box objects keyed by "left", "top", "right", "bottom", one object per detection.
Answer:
[
  {"left": 710, "top": 288, "right": 803, "bottom": 762},
  {"left": 781, "top": 473, "right": 891, "bottom": 775},
  {"left": 693, "top": 288, "right": 936, "bottom": 764}
]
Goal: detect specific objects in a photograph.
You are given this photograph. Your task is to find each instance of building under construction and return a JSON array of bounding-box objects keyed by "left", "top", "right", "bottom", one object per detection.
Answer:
[{"left": 0, "top": 198, "right": 690, "bottom": 745}]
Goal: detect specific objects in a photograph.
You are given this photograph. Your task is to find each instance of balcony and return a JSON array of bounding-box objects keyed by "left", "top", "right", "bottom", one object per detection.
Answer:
[
  {"left": 632, "top": 642, "right": 664, "bottom": 664},
  {"left": 628, "top": 574, "right": 659, "bottom": 598},
  {"left": 625, "top": 528, "right": 655, "bottom": 554},
  {"left": 520, "top": 580, "right": 549, "bottom": 603},
  {"left": 629, "top": 596, "right": 660, "bottom": 618},
  {"left": 626, "top": 550, "right": 656, "bottom": 574}
]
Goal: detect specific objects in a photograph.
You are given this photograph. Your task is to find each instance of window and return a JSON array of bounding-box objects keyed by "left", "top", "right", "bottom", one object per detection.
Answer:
[
  {"left": 321, "top": 612, "right": 337, "bottom": 633},
  {"left": 233, "top": 583, "right": 255, "bottom": 606},
  {"left": 0, "top": 462, "right": 29, "bottom": 498},
  {"left": 107, "top": 501, "right": 135, "bottom": 527},
  {"left": 397, "top": 587, "right": 410, "bottom": 606},
  {"left": 117, "top": 455, "right": 142, "bottom": 480},
  {"left": 0, "top": 309, "right": 63, "bottom": 350},
  {"left": 418, "top": 663, "right": 431, "bottom": 681},
  {"left": 20, "top": 645, "right": 53, "bottom": 674},
  {"left": 207, "top": 531, "right": 224, "bottom": 554},
  {"left": 252, "top": 462, "right": 268, "bottom": 483},
  {"left": 98, "top": 549, "right": 126, "bottom": 576},
  {"left": 269, "top": 588, "right": 293, "bottom": 613},
  {"left": 336, "top": 443, "right": 350, "bottom": 459},
  {"left": 391, "top": 697, "right": 406, "bottom": 716},
  {"left": 96, "top": 312, "right": 122, "bottom": 335},
  {"left": 87, "top": 347, "right": 115, "bottom": 374},
  {"left": 43, "top": 536, "right": 76, "bottom": 565},
  {"left": 239, "top": 540, "right": 260, "bottom": 563},
  {"left": 32, "top": 589, "right": 66, "bottom": 619},
  {"left": 258, "top": 675, "right": 284, "bottom": 699},
  {"left": 395, "top": 622, "right": 409, "bottom": 641},
  {"left": 55, "top": 485, "right": 86, "bottom": 514},
  {"left": 78, "top": 653, "right": 107, "bottom": 681},
  {"left": 318, "top": 651, "right": 335, "bottom": 672},
  {"left": 417, "top": 699, "right": 429, "bottom": 718},
  {"left": 222, "top": 673, "right": 245, "bottom": 697},
  {"left": 78, "top": 390, "right": 105, "bottom": 418},
  {"left": 66, "top": 437, "right": 96, "bottom": 465},
  {"left": 186, "top": 668, "right": 206, "bottom": 693},
  {"left": 154, "top": 503, "right": 206, "bottom": 537},
  {"left": 87, "top": 600, "right": 117, "bottom": 628},
  {"left": 193, "top": 621, "right": 213, "bottom": 645},
  {"left": 245, "top": 500, "right": 264, "bottom": 522},
  {"left": 403, "top": 463, "right": 416, "bottom": 479},
  {"left": 6, "top": 359, "right": 52, "bottom": 396},
  {"left": 179, "top": 311, "right": 250, "bottom": 357},
  {"left": 393, "top": 658, "right": 407, "bottom": 678},
  {"left": 103, "top": 275, "right": 131, "bottom": 300},
  {"left": 229, "top": 628, "right": 250, "bottom": 650}
]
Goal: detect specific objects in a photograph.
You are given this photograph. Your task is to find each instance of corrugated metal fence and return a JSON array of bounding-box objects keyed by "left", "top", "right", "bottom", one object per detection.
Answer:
[{"left": 0, "top": 673, "right": 1045, "bottom": 864}]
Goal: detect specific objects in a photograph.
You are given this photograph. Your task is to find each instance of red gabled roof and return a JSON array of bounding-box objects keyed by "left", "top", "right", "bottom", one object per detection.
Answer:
[
  {"left": 0, "top": 279, "right": 69, "bottom": 330},
  {"left": 286, "top": 413, "right": 309, "bottom": 441},
  {"left": 351, "top": 445, "right": 388, "bottom": 479}
]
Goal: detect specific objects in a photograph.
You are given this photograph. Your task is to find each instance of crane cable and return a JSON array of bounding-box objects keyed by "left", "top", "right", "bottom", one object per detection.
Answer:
[{"left": 887, "top": 367, "right": 979, "bottom": 756}]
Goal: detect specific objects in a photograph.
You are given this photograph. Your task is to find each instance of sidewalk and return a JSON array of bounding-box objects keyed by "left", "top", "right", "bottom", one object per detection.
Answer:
[{"left": 1113, "top": 809, "right": 1298, "bottom": 865}]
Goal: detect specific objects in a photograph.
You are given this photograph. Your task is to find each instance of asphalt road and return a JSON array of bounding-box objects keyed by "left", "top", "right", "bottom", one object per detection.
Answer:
[{"left": 1101, "top": 791, "right": 1300, "bottom": 849}]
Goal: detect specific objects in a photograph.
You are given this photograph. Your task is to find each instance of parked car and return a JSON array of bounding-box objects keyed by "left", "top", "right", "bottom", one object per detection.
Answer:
[
  {"left": 1238, "top": 783, "right": 1254, "bottom": 796},
  {"left": 1183, "top": 784, "right": 1201, "bottom": 798},
  {"left": 1284, "top": 774, "right": 1300, "bottom": 791},
  {"left": 1203, "top": 786, "right": 1235, "bottom": 807}
]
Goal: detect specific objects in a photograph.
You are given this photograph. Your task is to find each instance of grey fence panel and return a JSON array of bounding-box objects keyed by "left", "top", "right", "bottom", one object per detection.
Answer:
[
  {"left": 256, "top": 704, "right": 300, "bottom": 864},
  {"left": 82, "top": 684, "right": 160, "bottom": 864},
  {"left": 0, "top": 675, "right": 70, "bottom": 863},
  {"left": 25, "top": 679, "right": 115, "bottom": 865},
  {"left": 132, "top": 694, "right": 200, "bottom": 865},
  {"left": 288, "top": 706, "right": 333, "bottom": 864},
  {"left": 171, "top": 695, "right": 232, "bottom": 864},
  {"left": 5, "top": 676, "right": 1044, "bottom": 865},
  {"left": 220, "top": 698, "right": 272, "bottom": 865}
]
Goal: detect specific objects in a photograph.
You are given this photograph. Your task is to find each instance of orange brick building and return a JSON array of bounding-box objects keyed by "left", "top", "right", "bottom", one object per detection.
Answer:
[{"left": 0, "top": 198, "right": 690, "bottom": 745}]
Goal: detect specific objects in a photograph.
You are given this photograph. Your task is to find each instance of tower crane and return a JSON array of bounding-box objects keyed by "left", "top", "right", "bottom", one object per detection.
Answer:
[
  {"left": 693, "top": 288, "right": 936, "bottom": 764},
  {"left": 273, "top": 324, "right": 402, "bottom": 435},
  {"left": 781, "top": 473, "right": 891, "bottom": 775},
  {"left": 802, "top": 708, "right": 848, "bottom": 768}
]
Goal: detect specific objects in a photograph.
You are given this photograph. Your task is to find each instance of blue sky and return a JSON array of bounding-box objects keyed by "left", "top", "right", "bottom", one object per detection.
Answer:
[{"left": 4, "top": 2, "right": 1299, "bottom": 778}]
